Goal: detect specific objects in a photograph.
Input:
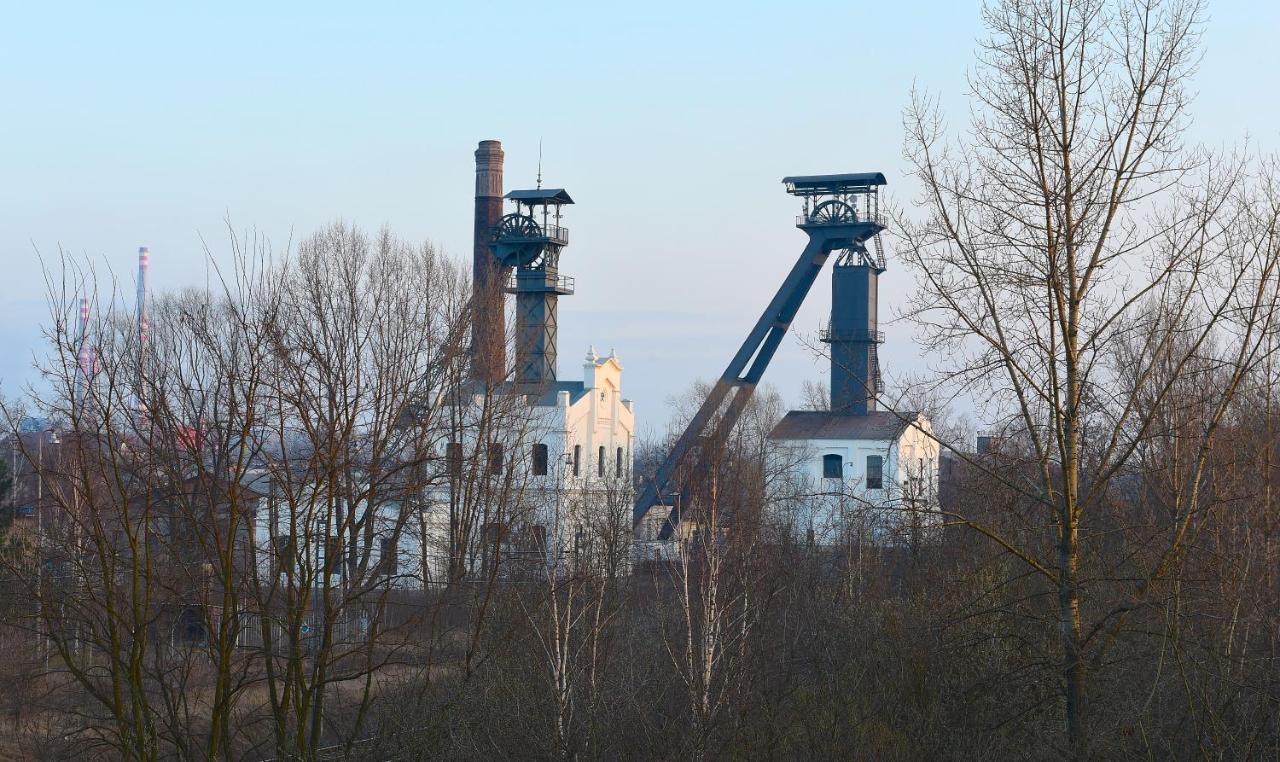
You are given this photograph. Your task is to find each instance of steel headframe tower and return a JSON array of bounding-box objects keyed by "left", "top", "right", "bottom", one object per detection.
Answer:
[
  {"left": 489, "top": 188, "right": 575, "bottom": 386},
  {"left": 634, "top": 172, "right": 888, "bottom": 537},
  {"left": 824, "top": 209, "right": 886, "bottom": 414}
]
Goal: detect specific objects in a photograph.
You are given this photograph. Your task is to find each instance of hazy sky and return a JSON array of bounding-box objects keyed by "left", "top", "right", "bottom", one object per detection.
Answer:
[{"left": 3, "top": 1, "right": 1277, "bottom": 439}]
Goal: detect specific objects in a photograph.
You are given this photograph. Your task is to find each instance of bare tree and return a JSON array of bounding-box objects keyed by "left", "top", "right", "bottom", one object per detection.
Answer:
[
  {"left": 898, "top": 0, "right": 1280, "bottom": 752},
  {"left": 651, "top": 383, "right": 787, "bottom": 759},
  {"left": 0, "top": 223, "right": 496, "bottom": 759}
]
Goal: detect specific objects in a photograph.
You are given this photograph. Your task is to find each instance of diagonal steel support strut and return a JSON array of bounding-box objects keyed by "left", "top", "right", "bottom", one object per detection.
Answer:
[{"left": 634, "top": 219, "right": 883, "bottom": 537}]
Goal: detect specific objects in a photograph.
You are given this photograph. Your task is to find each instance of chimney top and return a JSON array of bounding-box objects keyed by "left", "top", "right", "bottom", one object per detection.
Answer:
[{"left": 475, "top": 140, "right": 504, "bottom": 198}]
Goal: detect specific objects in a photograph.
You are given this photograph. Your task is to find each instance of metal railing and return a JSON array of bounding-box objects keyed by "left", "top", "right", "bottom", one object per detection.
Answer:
[
  {"left": 819, "top": 326, "right": 885, "bottom": 343},
  {"left": 500, "top": 223, "right": 569, "bottom": 243},
  {"left": 551, "top": 274, "right": 574, "bottom": 293},
  {"left": 507, "top": 271, "right": 575, "bottom": 294},
  {"left": 796, "top": 212, "right": 885, "bottom": 228}
]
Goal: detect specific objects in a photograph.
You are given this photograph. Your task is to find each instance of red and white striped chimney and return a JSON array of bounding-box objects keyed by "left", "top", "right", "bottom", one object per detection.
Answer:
[
  {"left": 74, "top": 296, "right": 91, "bottom": 410},
  {"left": 137, "top": 246, "right": 149, "bottom": 348},
  {"left": 78, "top": 296, "right": 91, "bottom": 375}
]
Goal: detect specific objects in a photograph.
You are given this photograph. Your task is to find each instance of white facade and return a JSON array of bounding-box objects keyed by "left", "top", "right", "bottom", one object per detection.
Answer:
[
  {"left": 769, "top": 411, "right": 940, "bottom": 545},
  {"left": 417, "top": 346, "right": 637, "bottom": 582},
  {"left": 252, "top": 348, "right": 637, "bottom": 589}
]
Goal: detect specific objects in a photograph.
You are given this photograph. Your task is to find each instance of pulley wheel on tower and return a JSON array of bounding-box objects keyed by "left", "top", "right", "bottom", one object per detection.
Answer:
[
  {"left": 491, "top": 213, "right": 547, "bottom": 268},
  {"left": 808, "top": 199, "right": 857, "bottom": 225}
]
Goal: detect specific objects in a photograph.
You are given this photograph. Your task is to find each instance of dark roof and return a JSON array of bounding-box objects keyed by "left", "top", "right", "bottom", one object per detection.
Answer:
[
  {"left": 505, "top": 188, "right": 574, "bottom": 205},
  {"left": 782, "top": 172, "right": 887, "bottom": 193},
  {"left": 528, "top": 380, "right": 589, "bottom": 407},
  {"left": 768, "top": 410, "right": 920, "bottom": 441}
]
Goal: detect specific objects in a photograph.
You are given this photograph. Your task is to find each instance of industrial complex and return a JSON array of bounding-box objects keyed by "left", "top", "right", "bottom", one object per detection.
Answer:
[{"left": 4, "top": 139, "right": 939, "bottom": 592}]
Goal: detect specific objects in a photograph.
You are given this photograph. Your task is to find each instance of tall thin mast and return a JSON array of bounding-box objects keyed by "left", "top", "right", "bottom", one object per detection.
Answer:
[
  {"left": 74, "top": 296, "right": 91, "bottom": 412},
  {"left": 137, "top": 246, "right": 149, "bottom": 349},
  {"left": 136, "top": 246, "right": 150, "bottom": 424}
]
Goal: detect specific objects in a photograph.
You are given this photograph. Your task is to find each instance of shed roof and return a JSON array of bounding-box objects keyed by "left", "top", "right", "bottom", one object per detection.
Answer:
[
  {"left": 505, "top": 188, "right": 574, "bottom": 204},
  {"left": 768, "top": 410, "right": 920, "bottom": 441}
]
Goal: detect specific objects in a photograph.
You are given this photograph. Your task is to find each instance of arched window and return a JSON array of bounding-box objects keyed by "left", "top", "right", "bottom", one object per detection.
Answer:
[
  {"left": 598, "top": 445, "right": 606, "bottom": 477},
  {"left": 616, "top": 446, "right": 624, "bottom": 477},
  {"left": 822, "top": 453, "right": 843, "bottom": 479},
  {"left": 573, "top": 445, "right": 581, "bottom": 477},
  {"left": 531, "top": 443, "right": 548, "bottom": 476}
]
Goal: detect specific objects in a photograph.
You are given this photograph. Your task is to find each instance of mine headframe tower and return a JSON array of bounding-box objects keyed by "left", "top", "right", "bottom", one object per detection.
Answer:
[
  {"left": 490, "top": 187, "right": 576, "bottom": 387},
  {"left": 633, "top": 172, "right": 887, "bottom": 538}
]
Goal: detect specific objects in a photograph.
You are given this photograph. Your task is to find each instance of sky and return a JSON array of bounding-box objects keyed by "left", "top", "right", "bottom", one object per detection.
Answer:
[{"left": 3, "top": 1, "right": 1278, "bottom": 441}]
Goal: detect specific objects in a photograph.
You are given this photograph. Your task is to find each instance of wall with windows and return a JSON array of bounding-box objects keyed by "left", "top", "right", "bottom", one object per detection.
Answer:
[
  {"left": 419, "top": 347, "right": 637, "bottom": 582},
  {"left": 250, "top": 349, "right": 638, "bottom": 589},
  {"left": 769, "top": 415, "right": 941, "bottom": 546}
]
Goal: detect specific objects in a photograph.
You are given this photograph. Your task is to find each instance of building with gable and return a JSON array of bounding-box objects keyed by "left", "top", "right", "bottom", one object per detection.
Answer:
[{"left": 769, "top": 409, "right": 938, "bottom": 545}]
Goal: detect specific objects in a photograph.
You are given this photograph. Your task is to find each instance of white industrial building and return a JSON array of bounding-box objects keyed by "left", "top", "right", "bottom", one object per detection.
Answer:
[
  {"left": 249, "top": 347, "right": 635, "bottom": 590},
  {"left": 769, "top": 409, "right": 939, "bottom": 545},
  {"left": 415, "top": 347, "right": 637, "bottom": 583}
]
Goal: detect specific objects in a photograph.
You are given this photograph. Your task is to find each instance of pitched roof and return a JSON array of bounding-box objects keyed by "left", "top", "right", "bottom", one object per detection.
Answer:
[
  {"left": 505, "top": 188, "right": 574, "bottom": 204},
  {"left": 781, "top": 172, "right": 887, "bottom": 192},
  {"left": 528, "top": 380, "right": 590, "bottom": 407},
  {"left": 768, "top": 410, "right": 920, "bottom": 442}
]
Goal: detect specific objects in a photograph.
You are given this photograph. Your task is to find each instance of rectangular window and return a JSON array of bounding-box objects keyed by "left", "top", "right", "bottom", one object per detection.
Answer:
[
  {"left": 822, "top": 453, "right": 843, "bottom": 479},
  {"left": 866, "top": 455, "right": 883, "bottom": 490},
  {"left": 528, "top": 525, "right": 547, "bottom": 554},
  {"left": 573, "top": 445, "right": 581, "bottom": 477},
  {"left": 447, "top": 441, "right": 462, "bottom": 478},
  {"left": 379, "top": 536, "right": 398, "bottom": 576},
  {"left": 326, "top": 535, "right": 342, "bottom": 574},
  {"left": 481, "top": 522, "right": 504, "bottom": 574},
  {"left": 482, "top": 522, "right": 504, "bottom": 546},
  {"left": 598, "top": 445, "right": 606, "bottom": 477},
  {"left": 532, "top": 443, "right": 549, "bottom": 476},
  {"left": 273, "top": 535, "right": 294, "bottom": 574},
  {"left": 315, "top": 519, "right": 326, "bottom": 571},
  {"left": 316, "top": 520, "right": 341, "bottom": 574},
  {"left": 488, "top": 443, "right": 504, "bottom": 475}
]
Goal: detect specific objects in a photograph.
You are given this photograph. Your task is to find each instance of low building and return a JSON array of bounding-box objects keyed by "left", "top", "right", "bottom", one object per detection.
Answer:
[{"left": 768, "top": 409, "right": 940, "bottom": 545}]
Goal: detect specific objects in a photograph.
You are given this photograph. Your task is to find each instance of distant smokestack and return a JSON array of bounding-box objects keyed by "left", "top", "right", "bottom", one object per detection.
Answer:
[
  {"left": 136, "top": 246, "right": 151, "bottom": 425},
  {"left": 137, "top": 246, "right": 149, "bottom": 348},
  {"left": 75, "top": 296, "right": 91, "bottom": 410},
  {"left": 472, "top": 140, "right": 506, "bottom": 384}
]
